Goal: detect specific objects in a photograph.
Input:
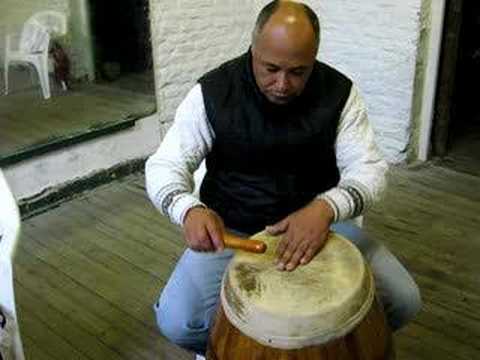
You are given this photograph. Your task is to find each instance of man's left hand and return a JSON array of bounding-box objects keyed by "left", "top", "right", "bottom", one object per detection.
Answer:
[{"left": 265, "top": 199, "right": 334, "bottom": 272}]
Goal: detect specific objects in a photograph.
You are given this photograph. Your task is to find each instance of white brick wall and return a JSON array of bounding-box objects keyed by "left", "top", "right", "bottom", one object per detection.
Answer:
[
  {"left": 317, "top": 0, "right": 422, "bottom": 162},
  {"left": 150, "top": 0, "right": 423, "bottom": 163},
  {"left": 149, "top": 0, "right": 265, "bottom": 125}
]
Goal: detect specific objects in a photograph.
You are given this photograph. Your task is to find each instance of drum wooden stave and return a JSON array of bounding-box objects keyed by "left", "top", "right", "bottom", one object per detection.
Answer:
[{"left": 207, "top": 231, "right": 394, "bottom": 360}]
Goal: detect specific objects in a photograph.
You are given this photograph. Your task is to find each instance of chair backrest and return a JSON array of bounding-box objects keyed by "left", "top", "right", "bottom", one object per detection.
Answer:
[
  {"left": 18, "top": 22, "right": 50, "bottom": 53},
  {"left": 26, "top": 10, "right": 67, "bottom": 36},
  {"left": 0, "top": 170, "right": 21, "bottom": 263}
]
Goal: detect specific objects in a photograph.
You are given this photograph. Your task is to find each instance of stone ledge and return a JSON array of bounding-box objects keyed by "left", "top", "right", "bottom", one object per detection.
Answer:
[
  {"left": 19, "top": 157, "right": 146, "bottom": 220},
  {"left": 0, "top": 117, "right": 141, "bottom": 167}
]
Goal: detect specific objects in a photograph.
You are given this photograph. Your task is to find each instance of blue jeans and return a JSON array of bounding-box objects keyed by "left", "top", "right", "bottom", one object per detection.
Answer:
[{"left": 154, "top": 222, "right": 421, "bottom": 355}]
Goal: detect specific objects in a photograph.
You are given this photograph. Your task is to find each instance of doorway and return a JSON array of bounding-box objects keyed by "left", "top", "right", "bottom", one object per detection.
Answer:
[
  {"left": 432, "top": 0, "right": 480, "bottom": 176},
  {"left": 89, "top": 0, "right": 154, "bottom": 93}
]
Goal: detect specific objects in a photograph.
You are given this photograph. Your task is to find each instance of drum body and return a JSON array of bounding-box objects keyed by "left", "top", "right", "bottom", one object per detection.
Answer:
[{"left": 206, "top": 232, "right": 394, "bottom": 360}]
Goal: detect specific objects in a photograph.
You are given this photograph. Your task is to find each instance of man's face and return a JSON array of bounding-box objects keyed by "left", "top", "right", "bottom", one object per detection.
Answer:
[{"left": 251, "top": 26, "right": 317, "bottom": 105}]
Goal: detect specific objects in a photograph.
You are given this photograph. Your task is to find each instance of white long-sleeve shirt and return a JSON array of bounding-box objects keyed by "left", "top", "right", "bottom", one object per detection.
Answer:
[{"left": 146, "top": 83, "right": 388, "bottom": 227}]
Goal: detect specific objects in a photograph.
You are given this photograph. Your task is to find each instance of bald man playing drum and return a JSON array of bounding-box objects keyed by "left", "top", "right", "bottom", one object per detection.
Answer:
[{"left": 146, "top": 1, "right": 421, "bottom": 357}]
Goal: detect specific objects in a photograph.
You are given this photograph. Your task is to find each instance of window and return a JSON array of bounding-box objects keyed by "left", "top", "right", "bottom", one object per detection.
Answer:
[{"left": 0, "top": 0, "right": 155, "bottom": 166}]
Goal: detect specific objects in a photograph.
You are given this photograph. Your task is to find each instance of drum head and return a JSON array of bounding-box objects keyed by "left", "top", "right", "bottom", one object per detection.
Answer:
[{"left": 221, "top": 231, "right": 375, "bottom": 349}]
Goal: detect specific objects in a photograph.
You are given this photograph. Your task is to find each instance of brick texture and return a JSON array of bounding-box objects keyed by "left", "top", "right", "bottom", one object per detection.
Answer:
[{"left": 148, "top": 0, "right": 422, "bottom": 162}]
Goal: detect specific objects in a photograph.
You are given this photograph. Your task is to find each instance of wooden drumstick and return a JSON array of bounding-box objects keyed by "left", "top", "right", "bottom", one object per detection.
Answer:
[{"left": 223, "top": 232, "right": 267, "bottom": 254}]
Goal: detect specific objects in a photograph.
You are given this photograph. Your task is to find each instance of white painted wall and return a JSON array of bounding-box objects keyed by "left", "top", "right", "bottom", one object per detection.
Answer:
[
  {"left": 3, "top": 0, "right": 428, "bottom": 202},
  {"left": 149, "top": 0, "right": 262, "bottom": 125},
  {"left": 150, "top": 0, "right": 423, "bottom": 163},
  {"left": 3, "top": 115, "right": 160, "bottom": 200},
  {"left": 318, "top": 1, "right": 423, "bottom": 162}
]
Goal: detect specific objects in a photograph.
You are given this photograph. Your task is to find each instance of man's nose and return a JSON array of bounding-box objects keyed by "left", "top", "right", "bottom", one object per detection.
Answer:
[{"left": 275, "top": 73, "right": 289, "bottom": 92}]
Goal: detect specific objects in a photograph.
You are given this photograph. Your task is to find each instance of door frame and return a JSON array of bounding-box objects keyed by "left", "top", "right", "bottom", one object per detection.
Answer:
[
  {"left": 417, "top": 0, "right": 447, "bottom": 160},
  {"left": 431, "top": 0, "right": 465, "bottom": 157}
]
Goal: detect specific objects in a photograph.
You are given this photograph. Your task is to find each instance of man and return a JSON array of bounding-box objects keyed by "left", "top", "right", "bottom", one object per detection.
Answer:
[{"left": 146, "top": 0, "right": 421, "bottom": 356}]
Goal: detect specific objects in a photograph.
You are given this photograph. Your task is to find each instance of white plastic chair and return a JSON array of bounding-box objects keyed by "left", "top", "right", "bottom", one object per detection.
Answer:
[
  {"left": 26, "top": 11, "right": 68, "bottom": 36},
  {"left": 0, "top": 170, "right": 25, "bottom": 359},
  {"left": 4, "top": 10, "right": 67, "bottom": 99}
]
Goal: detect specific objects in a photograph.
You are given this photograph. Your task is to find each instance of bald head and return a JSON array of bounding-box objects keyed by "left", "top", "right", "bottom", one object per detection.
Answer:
[
  {"left": 250, "top": 1, "right": 319, "bottom": 105},
  {"left": 252, "top": 0, "right": 320, "bottom": 52}
]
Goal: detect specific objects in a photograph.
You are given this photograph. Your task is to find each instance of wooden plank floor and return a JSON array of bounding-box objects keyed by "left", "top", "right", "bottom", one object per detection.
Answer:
[
  {"left": 14, "top": 163, "right": 480, "bottom": 359},
  {"left": 15, "top": 177, "right": 193, "bottom": 360},
  {"left": 435, "top": 120, "right": 480, "bottom": 178},
  {"left": 365, "top": 163, "right": 480, "bottom": 359}
]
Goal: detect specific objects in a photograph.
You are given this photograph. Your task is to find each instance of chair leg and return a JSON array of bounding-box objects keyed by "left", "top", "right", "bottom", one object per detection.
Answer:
[
  {"left": 34, "top": 58, "right": 51, "bottom": 99},
  {"left": 4, "top": 61, "right": 9, "bottom": 95},
  {"left": 29, "top": 64, "right": 36, "bottom": 85},
  {"left": 42, "top": 57, "right": 51, "bottom": 99},
  {"left": 44, "top": 60, "right": 51, "bottom": 99}
]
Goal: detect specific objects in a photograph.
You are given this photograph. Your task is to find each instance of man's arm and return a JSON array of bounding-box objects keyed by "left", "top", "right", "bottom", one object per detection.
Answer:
[
  {"left": 145, "top": 84, "right": 225, "bottom": 251},
  {"left": 269, "top": 84, "right": 388, "bottom": 271},
  {"left": 318, "top": 84, "right": 388, "bottom": 221}
]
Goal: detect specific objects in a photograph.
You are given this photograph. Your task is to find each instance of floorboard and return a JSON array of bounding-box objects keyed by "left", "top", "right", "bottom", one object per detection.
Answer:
[
  {"left": 365, "top": 163, "right": 480, "bottom": 359},
  {"left": 13, "top": 162, "right": 480, "bottom": 359}
]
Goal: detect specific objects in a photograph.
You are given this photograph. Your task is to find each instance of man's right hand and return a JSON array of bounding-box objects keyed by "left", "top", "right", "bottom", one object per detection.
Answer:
[{"left": 183, "top": 206, "right": 225, "bottom": 252}]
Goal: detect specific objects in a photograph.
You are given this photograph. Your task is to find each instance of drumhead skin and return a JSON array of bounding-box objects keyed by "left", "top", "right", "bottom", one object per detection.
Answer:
[{"left": 221, "top": 231, "right": 375, "bottom": 349}]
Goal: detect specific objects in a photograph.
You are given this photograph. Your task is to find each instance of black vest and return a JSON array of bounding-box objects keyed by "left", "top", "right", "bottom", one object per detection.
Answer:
[{"left": 198, "top": 51, "right": 352, "bottom": 234}]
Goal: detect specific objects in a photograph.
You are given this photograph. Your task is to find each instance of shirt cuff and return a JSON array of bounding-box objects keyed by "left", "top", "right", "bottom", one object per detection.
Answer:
[
  {"left": 166, "top": 193, "right": 206, "bottom": 226},
  {"left": 317, "top": 180, "right": 371, "bottom": 222}
]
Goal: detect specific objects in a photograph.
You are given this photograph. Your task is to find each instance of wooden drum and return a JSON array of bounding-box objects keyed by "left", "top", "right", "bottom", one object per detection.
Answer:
[{"left": 206, "top": 231, "right": 394, "bottom": 360}]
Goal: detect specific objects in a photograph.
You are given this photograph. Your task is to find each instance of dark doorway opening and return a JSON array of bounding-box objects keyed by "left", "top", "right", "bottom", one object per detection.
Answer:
[
  {"left": 89, "top": 0, "right": 153, "bottom": 82},
  {"left": 432, "top": 0, "right": 480, "bottom": 176}
]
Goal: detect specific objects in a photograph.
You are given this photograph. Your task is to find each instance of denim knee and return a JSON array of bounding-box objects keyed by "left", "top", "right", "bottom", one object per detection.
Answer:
[
  {"left": 386, "top": 280, "right": 422, "bottom": 331},
  {"left": 331, "top": 221, "right": 375, "bottom": 256},
  {"left": 154, "top": 299, "right": 209, "bottom": 354}
]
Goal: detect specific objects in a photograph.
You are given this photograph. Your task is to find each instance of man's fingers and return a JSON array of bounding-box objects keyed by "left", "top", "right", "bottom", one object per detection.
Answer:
[
  {"left": 184, "top": 208, "right": 226, "bottom": 252},
  {"left": 206, "top": 220, "right": 224, "bottom": 252},
  {"left": 277, "top": 232, "right": 298, "bottom": 271},
  {"left": 187, "top": 228, "right": 211, "bottom": 252},
  {"left": 286, "top": 241, "right": 309, "bottom": 271},
  {"left": 300, "top": 246, "right": 317, "bottom": 265},
  {"left": 300, "top": 235, "right": 328, "bottom": 265},
  {"left": 185, "top": 220, "right": 217, "bottom": 252},
  {"left": 197, "top": 227, "right": 213, "bottom": 251}
]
